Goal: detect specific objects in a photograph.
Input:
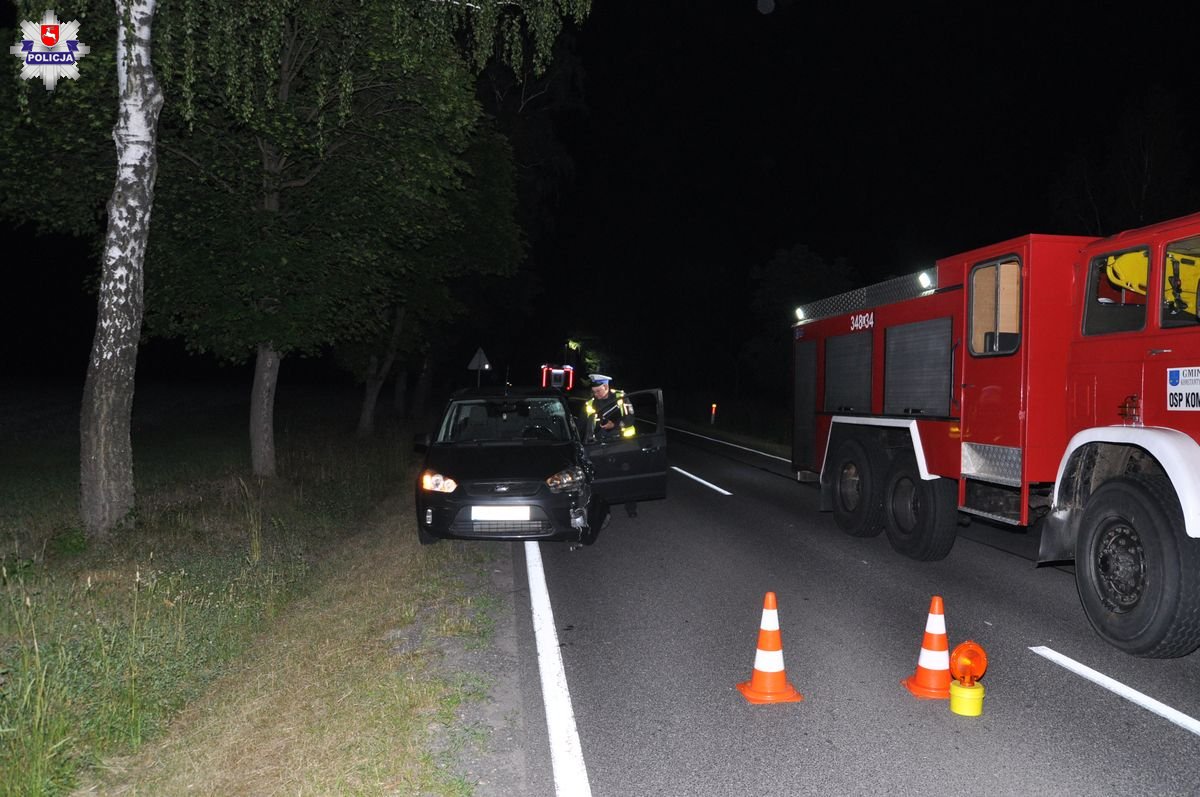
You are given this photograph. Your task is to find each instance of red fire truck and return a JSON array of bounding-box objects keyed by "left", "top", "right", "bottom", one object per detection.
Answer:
[{"left": 791, "top": 211, "right": 1200, "bottom": 658}]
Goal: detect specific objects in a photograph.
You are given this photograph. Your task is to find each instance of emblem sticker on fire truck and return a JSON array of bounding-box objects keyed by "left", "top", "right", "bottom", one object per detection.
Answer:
[{"left": 1167, "top": 367, "right": 1200, "bottom": 411}]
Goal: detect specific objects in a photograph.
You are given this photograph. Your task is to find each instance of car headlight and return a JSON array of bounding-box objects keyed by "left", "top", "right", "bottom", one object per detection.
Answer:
[
  {"left": 420, "top": 470, "right": 458, "bottom": 493},
  {"left": 546, "top": 466, "right": 585, "bottom": 493}
]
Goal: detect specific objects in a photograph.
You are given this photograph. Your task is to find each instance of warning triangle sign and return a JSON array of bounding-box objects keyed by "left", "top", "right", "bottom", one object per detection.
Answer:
[{"left": 467, "top": 347, "right": 491, "bottom": 371}]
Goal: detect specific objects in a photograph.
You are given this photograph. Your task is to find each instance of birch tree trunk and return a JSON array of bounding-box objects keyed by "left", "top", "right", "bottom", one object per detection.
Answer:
[
  {"left": 80, "top": 0, "right": 164, "bottom": 538},
  {"left": 250, "top": 343, "right": 281, "bottom": 477}
]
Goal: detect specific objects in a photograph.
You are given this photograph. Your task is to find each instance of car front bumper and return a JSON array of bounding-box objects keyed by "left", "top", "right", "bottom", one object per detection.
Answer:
[{"left": 415, "top": 485, "right": 594, "bottom": 542}]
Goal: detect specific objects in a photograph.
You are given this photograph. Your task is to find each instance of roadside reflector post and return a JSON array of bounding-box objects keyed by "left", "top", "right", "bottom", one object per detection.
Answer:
[{"left": 711, "top": 403, "right": 717, "bottom": 425}]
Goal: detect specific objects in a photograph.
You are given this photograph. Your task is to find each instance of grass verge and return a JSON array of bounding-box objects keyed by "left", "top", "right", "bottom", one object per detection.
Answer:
[
  {"left": 77, "top": 504, "right": 501, "bottom": 796},
  {"left": 0, "top": 384, "right": 502, "bottom": 796}
]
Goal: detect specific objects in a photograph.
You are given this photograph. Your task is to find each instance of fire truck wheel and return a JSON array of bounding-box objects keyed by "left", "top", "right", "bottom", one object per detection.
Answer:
[
  {"left": 882, "top": 459, "right": 957, "bottom": 561},
  {"left": 1075, "top": 475, "right": 1200, "bottom": 658},
  {"left": 830, "top": 437, "right": 886, "bottom": 537}
]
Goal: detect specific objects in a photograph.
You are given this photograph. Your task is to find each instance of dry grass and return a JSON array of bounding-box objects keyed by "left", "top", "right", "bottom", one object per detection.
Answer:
[
  {"left": 1, "top": 385, "right": 506, "bottom": 795},
  {"left": 74, "top": 494, "right": 497, "bottom": 797}
]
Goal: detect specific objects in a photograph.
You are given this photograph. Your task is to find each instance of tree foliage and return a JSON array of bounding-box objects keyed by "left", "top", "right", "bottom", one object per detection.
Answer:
[
  {"left": 741, "top": 244, "right": 858, "bottom": 393},
  {"left": 142, "top": 2, "right": 467, "bottom": 362},
  {"left": 0, "top": 2, "right": 116, "bottom": 239},
  {"left": 335, "top": 125, "right": 524, "bottom": 383}
]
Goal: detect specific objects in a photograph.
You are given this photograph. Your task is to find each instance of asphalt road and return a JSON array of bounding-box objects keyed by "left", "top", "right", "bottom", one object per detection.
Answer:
[{"left": 506, "top": 430, "right": 1200, "bottom": 797}]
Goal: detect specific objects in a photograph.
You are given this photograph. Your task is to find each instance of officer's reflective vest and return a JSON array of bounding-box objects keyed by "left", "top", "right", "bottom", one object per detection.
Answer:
[{"left": 584, "top": 390, "right": 637, "bottom": 438}]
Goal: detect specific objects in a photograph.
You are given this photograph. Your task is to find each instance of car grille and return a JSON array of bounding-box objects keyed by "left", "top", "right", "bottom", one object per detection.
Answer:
[
  {"left": 448, "top": 520, "right": 555, "bottom": 535},
  {"left": 465, "top": 481, "right": 542, "bottom": 498}
]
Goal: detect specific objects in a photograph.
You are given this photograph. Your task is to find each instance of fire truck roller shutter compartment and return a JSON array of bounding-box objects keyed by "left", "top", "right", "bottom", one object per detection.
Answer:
[
  {"left": 884, "top": 317, "right": 953, "bottom": 417},
  {"left": 824, "top": 332, "right": 872, "bottom": 413}
]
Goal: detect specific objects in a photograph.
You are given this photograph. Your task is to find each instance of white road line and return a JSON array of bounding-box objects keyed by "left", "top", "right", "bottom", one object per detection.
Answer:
[
  {"left": 1029, "top": 646, "right": 1200, "bottom": 738},
  {"left": 666, "top": 424, "right": 792, "bottom": 463},
  {"left": 524, "top": 541, "right": 593, "bottom": 796},
  {"left": 670, "top": 465, "right": 733, "bottom": 495}
]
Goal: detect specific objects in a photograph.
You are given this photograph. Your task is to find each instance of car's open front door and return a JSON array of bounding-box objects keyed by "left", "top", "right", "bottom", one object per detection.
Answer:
[{"left": 585, "top": 389, "right": 667, "bottom": 504}]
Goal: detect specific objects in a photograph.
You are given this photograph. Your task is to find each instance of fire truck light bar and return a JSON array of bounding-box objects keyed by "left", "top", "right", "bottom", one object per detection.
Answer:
[{"left": 792, "top": 269, "right": 939, "bottom": 326}]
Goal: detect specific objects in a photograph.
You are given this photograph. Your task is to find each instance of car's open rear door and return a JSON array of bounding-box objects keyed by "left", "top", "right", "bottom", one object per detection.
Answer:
[{"left": 585, "top": 389, "right": 667, "bottom": 504}]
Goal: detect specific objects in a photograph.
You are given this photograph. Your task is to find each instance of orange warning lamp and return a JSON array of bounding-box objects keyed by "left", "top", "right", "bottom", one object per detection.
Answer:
[
  {"left": 949, "top": 640, "right": 987, "bottom": 687},
  {"left": 948, "top": 640, "right": 988, "bottom": 717}
]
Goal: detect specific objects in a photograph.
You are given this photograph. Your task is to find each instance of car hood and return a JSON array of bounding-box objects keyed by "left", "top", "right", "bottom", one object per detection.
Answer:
[{"left": 424, "top": 442, "right": 582, "bottom": 482}]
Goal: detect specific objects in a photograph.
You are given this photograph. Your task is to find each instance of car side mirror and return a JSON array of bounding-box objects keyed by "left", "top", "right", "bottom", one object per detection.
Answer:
[{"left": 413, "top": 432, "right": 431, "bottom": 453}]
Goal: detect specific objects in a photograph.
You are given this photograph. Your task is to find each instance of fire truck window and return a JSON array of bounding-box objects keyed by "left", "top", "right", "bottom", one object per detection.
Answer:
[
  {"left": 969, "top": 259, "right": 1020, "bottom": 355},
  {"left": 1162, "top": 236, "right": 1200, "bottom": 328},
  {"left": 1083, "top": 248, "right": 1148, "bottom": 335}
]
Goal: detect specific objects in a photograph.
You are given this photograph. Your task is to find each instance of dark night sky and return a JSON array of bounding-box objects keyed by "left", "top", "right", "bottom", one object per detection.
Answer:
[
  {"left": 556, "top": 1, "right": 1194, "bottom": 271},
  {"left": 7, "top": 1, "right": 1200, "bottom": 392},
  {"left": 523, "top": 0, "right": 1200, "bottom": 389}
]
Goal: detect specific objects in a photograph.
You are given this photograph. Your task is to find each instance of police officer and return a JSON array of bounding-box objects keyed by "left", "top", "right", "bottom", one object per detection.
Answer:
[
  {"left": 585, "top": 374, "right": 640, "bottom": 517},
  {"left": 584, "top": 374, "right": 635, "bottom": 440}
]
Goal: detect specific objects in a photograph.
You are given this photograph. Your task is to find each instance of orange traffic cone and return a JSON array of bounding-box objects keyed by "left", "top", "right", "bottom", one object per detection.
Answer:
[
  {"left": 737, "top": 592, "right": 803, "bottom": 704},
  {"left": 902, "top": 595, "right": 951, "bottom": 699}
]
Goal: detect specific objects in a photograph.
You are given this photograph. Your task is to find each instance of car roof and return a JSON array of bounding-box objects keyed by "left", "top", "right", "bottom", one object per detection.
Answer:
[{"left": 448, "top": 386, "right": 567, "bottom": 401}]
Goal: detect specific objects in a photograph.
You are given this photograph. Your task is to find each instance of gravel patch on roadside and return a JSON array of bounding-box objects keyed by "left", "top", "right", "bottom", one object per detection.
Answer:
[{"left": 398, "top": 544, "right": 532, "bottom": 796}]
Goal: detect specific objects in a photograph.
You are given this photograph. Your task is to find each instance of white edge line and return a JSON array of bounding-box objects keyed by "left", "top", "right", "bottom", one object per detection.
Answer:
[
  {"left": 670, "top": 465, "right": 733, "bottom": 495},
  {"left": 525, "top": 541, "right": 593, "bottom": 796},
  {"left": 665, "top": 424, "right": 791, "bottom": 463},
  {"left": 1029, "top": 645, "right": 1200, "bottom": 737}
]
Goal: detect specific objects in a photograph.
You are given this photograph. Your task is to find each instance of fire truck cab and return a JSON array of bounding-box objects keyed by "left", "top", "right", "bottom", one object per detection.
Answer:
[{"left": 791, "top": 211, "right": 1200, "bottom": 658}]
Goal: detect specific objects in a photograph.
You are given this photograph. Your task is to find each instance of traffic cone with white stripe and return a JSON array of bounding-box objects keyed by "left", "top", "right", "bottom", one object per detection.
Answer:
[
  {"left": 902, "top": 595, "right": 951, "bottom": 699},
  {"left": 737, "top": 591, "right": 803, "bottom": 704}
]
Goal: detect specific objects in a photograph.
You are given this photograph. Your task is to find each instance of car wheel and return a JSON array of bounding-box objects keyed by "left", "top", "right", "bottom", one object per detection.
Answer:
[
  {"left": 1075, "top": 475, "right": 1200, "bottom": 658},
  {"left": 882, "top": 456, "right": 957, "bottom": 561},
  {"left": 829, "top": 436, "right": 886, "bottom": 537}
]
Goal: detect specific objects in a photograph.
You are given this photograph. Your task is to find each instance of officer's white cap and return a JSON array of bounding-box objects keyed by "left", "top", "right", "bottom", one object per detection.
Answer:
[{"left": 589, "top": 374, "right": 612, "bottom": 385}]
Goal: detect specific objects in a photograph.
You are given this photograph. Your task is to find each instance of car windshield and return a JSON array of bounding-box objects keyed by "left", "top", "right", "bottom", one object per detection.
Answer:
[{"left": 437, "top": 398, "right": 572, "bottom": 443}]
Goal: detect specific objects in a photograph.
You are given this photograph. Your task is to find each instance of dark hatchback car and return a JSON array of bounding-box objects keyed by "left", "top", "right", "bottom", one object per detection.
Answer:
[{"left": 413, "top": 386, "right": 666, "bottom": 545}]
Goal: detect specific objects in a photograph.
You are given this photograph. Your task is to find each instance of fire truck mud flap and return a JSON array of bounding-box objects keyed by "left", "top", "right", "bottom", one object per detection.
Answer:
[
  {"left": 1037, "top": 507, "right": 1077, "bottom": 563},
  {"left": 1074, "top": 474, "right": 1200, "bottom": 658}
]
